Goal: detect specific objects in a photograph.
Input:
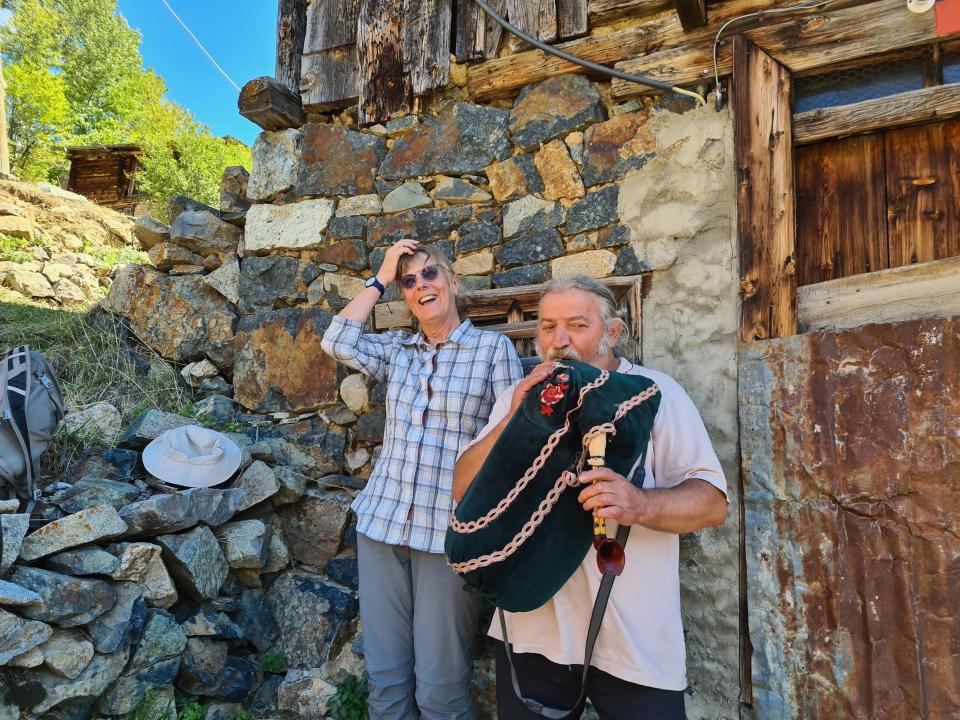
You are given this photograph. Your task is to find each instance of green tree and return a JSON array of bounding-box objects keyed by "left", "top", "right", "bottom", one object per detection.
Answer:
[{"left": 2, "top": 0, "right": 250, "bottom": 207}]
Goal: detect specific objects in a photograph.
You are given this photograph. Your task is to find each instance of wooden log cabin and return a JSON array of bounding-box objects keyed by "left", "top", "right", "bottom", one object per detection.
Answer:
[{"left": 64, "top": 143, "right": 144, "bottom": 215}]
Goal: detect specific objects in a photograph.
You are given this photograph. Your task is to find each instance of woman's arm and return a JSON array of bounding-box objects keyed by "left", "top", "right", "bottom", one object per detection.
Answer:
[
  {"left": 320, "top": 239, "right": 418, "bottom": 381},
  {"left": 338, "top": 238, "right": 417, "bottom": 323}
]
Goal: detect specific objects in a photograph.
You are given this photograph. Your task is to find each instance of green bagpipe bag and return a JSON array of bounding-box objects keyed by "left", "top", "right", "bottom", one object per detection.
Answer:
[{"left": 445, "top": 359, "right": 661, "bottom": 612}]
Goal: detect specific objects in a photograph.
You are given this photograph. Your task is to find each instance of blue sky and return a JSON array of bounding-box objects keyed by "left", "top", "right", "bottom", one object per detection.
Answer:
[{"left": 116, "top": 0, "right": 276, "bottom": 146}]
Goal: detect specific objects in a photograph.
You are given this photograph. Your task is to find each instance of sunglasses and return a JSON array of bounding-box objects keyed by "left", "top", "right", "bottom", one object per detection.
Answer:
[{"left": 399, "top": 265, "right": 441, "bottom": 290}]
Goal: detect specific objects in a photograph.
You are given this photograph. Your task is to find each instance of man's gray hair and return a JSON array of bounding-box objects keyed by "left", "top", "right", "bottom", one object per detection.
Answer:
[{"left": 539, "top": 275, "right": 632, "bottom": 356}]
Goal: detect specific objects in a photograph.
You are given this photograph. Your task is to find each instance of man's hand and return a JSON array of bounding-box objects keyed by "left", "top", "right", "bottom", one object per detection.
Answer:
[
  {"left": 508, "top": 360, "right": 555, "bottom": 415},
  {"left": 577, "top": 467, "right": 649, "bottom": 526},
  {"left": 577, "top": 470, "right": 728, "bottom": 534}
]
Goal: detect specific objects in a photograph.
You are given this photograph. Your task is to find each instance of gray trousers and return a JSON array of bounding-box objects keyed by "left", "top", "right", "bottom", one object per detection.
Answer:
[{"left": 358, "top": 533, "right": 481, "bottom": 720}]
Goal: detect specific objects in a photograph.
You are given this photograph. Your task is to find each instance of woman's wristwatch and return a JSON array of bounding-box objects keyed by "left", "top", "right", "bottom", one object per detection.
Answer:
[{"left": 365, "top": 276, "right": 386, "bottom": 296}]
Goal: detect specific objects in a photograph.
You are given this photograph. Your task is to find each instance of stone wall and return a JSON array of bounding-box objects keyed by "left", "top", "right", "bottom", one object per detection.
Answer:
[{"left": 4, "top": 74, "right": 743, "bottom": 719}]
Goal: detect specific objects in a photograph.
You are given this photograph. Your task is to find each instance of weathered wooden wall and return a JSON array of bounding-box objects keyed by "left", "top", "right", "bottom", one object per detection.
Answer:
[{"left": 796, "top": 116, "right": 960, "bottom": 285}]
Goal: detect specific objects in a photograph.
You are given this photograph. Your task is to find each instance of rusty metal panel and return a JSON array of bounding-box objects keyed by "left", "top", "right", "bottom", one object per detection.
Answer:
[{"left": 740, "top": 317, "right": 960, "bottom": 720}]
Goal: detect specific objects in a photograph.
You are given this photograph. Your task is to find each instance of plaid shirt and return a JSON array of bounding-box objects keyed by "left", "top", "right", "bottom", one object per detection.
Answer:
[{"left": 322, "top": 315, "right": 523, "bottom": 553}]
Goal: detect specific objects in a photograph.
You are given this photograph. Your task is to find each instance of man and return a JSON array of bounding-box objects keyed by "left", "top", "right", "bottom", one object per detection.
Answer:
[{"left": 453, "top": 275, "right": 728, "bottom": 720}]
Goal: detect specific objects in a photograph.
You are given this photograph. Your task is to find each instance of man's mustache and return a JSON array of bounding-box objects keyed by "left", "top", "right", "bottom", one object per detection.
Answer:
[{"left": 545, "top": 347, "right": 581, "bottom": 361}]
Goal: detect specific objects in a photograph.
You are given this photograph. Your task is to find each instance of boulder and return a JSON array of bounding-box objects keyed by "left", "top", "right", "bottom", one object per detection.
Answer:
[
  {"left": 238, "top": 255, "right": 320, "bottom": 314},
  {"left": 231, "top": 460, "right": 280, "bottom": 512},
  {"left": 0, "top": 514, "right": 30, "bottom": 572},
  {"left": 382, "top": 181, "right": 432, "bottom": 213},
  {"left": 295, "top": 124, "right": 386, "bottom": 197},
  {"left": 147, "top": 242, "right": 204, "bottom": 271},
  {"left": 9, "top": 567, "right": 117, "bottom": 628},
  {"left": 509, "top": 74, "right": 606, "bottom": 150},
  {"left": 582, "top": 111, "right": 655, "bottom": 186},
  {"left": 233, "top": 308, "right": 339, "bottom": 413},
  {"left": 158, "top": 525, "right": 229, "bottom": 601},
  {"left": 180, "top": 608, "right": 243, "bottom": 639},
  {"left": 62, "top": 402, "right": 122, "bottom": 441},
  {"left": 4, "top": 269, "right": 54, "bottom": 298},
  {"left": 247, "top": 129, "right": 302, "bottom": 201},
  {"left": 9, "top": 648, "right": 128, "bottom": 715},
  {"left": 45, "top": 546, "right": 121, "bottom": 576},
  {"left": 133, "top": 215, "right": 170, "bottom": 251},
  {"left": 38, "top": 628, "right": 95, "bottom": 679},
  {"left": 277, "top": 669, "right": 337, "bottom": 717},
  {"left": 86, "top": 581, "right": 147, "bottom": 653},
  {"left": 0, "top": 579, "right": 43, "bottom": 607},
  {"left": 18, "top": 505, "right": 127, "bottom": 562},
  {"left": 203, "top": 252, "right": 240, "bottom": 305},
  {"left": 104, "top": 265, "right": 236, "bottom": 369},
  {"left": 51, "top": 479, "right": 141, "bottom": 515},
  {"left": 117, "top": 408, "right": 198, "bottom": 450},
  {"left": 119, "top": 488, "right": 243, "bottom": 537},
  {"left": 0, "top": 609, "right": 52, "bottom": 665},
  {"left": 380, "top": 102, "right": 511, "bottom": 179},
  {"left": 228, "top": 588, "right": 279, "bottom": 653},
  {"left": 244, "top": 199, "right": 335, "bottom": 254},
  {"left": 220, "top": 165, "right": 250, "bottom": 213},
  {"left": 169, "top": 210, "right": 242, "bottom": 257},
  {"left": 215, "top": 519, "right": 270, "bottom": 569},
  {"left": 267, "top": 570, "right": 358, "bottom": 667},
  {"left": 277, "top": 492, "right": 352, "bottom": 568}
]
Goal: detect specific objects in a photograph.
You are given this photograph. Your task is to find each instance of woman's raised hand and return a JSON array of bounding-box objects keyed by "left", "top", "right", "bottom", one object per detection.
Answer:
[{"left": 377, "top": 238, "right": 419, "bottom": 285}]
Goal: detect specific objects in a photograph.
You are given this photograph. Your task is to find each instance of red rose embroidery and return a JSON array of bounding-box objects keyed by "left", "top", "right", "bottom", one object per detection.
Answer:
[{"left": 540, "top": 381, "right": 569, "bottom": 415}]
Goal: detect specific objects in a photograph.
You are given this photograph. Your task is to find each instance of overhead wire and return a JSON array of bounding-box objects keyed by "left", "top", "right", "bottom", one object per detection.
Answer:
[
  {"left": 711, "top": 0, "right": 837, "bottom": 109},
  {"left": 158, "top": 0, "right": 241, "bottom": 92},
  {"left": 472, "top": 0, "right": 707, "bottom": 107}
]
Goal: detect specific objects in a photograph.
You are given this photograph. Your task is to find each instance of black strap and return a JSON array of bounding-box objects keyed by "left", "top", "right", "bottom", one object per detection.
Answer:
[{"left": 499, "top": 521, "right": 632, "bottom": 719}]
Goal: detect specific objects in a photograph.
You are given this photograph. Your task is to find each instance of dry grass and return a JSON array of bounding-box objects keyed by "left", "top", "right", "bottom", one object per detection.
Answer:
[{"left": 1, "top": 287, "right": 191, "bottom": 478}]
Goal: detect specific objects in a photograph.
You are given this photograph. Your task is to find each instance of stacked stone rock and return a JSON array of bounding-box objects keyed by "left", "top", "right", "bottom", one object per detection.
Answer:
[
  {"left": 0, "top": 406, "right": 364, "bottom": 719},
  {"left": 0, "top": 182, "right": 135, "bottom": 304}
]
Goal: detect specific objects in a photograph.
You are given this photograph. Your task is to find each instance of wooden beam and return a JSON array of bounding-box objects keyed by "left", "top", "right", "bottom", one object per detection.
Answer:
[
  {"left": 733, "top": 35, "right": 796, "bottom": 343},
  {"left": 797, "top": 256, "right": 960, "bottom": 333},
  {"left": 357, "top": 0, "right": 411, "bottom": 124},
  {"left": 374, "top": 275, "right": 644, "bottom": 329},
  {"left": 404, "top": 0, "right": 452, "bottom": 96},
  {"left": 300, "top": 45, "right": 360, "bottom": 111},
  {"left": 303, "top": 0, "right": 361, "bottom": 53},
  {"left": 557, "top": 0, "right": 588, "bottom": 40},
  {"left": 276, "top": 0, "right": 307, "bottom": 94},
  {"left": 793, "top": 83, "right": 960, "bottom": 144},
  {"left": 238, "top": 76, "right": 305, "bottom": 131},
  {"left": 673, "top": 0, "right": 706, "bottom": 32},
  {"left": 588, "top": 0, "right": 673, "bottom": 27},
  {"left": 612, "top": 0, "right": 949, "bottom": 101},
  {"left": 467, "top": 0, "right": 811, "bottom": 101}
]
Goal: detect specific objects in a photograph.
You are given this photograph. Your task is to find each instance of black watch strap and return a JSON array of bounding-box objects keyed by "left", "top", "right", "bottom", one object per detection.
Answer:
[{"left": 365, "top": 276, "right": 386, "bottom": 296}]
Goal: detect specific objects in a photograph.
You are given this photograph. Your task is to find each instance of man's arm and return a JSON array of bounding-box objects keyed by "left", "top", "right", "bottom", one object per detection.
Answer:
[
  {"left": 577, "top": 469, "right": 728, "bottom": 534},
  {"left": 453, "top": 360, "right": 555, "bottom": 502}
]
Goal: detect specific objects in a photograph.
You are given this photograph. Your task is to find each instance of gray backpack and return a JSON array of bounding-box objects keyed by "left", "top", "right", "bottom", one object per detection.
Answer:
[{"left": 0, "top": 345, "right": 66, "bottom": 500}]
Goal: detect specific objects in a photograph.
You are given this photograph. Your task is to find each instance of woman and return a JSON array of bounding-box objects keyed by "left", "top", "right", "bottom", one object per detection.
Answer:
[{"left": 321, "top": 238, "right": 523, "bottom": 720}]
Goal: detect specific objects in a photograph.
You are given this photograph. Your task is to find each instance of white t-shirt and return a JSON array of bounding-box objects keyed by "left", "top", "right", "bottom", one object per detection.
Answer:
[{"left": 458, "top": 358, "right": 727, "bottom": 690}]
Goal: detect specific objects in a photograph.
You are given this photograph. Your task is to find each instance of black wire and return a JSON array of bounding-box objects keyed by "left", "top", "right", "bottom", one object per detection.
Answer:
[{"left": 472, "top": 0, "right": 678, "bottom": 94}]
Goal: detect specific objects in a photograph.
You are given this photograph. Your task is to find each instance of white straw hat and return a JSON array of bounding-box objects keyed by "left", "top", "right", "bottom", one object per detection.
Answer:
[{"left": 142, "top": 425, "right": 242, "bottom": 488}]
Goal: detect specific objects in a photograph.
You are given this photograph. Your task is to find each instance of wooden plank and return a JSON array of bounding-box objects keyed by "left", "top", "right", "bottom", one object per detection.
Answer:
[
  {"left": 238, "top": 76, "right": 305, "bottom": 130},
  {"left": 558, "top": 0, "right": 588, "bottom": 39},
  {"left": 276, "top": 0, "right": 307, "bottom": 94},
  {"left": 612, "top": 0, "right": 935, "bottom": 100},
  {"left": 797, "top": 255, "right": 960, "bottom": 332},
  {"left": 505, "top": 0, "right": 556, "bottom": 48},
  {"left": 454, "top": 0, "right": 486, "bottom": 60},
  {"left": 536, "top": 0, "right": 559, "bottom": 43},
  {"left": 588, "top": 0, "right": 673, "bottom": 27},
  {"left": 483, "top": 0, "right": 508, "bottom": 57},
  {"left": 375, "top": 275, "right": 644, "bottom": 329},
  {"left": 885, "top": 118, "right": 960, "bottom": 267},
  {"left": 673, "top": 0, "right": 706, "bottom": 32},
  {"left": 469, "top": 0, "right": 809, "bottom": 101},
  {"left": 795, "top": 135, "right": 888, "bottom": 286},
  {"left": 733, "top": 35, "right": 796, "bottom": 342},
  {"left": 404, "top": 0, "right": 452, "bottom": 96},
  {"left": 303, "top": 0, "right": 361, "bottom": 53},
  {"left": 300, "top": 45, "right": 360, "bottom": 110},
  {"left": 793, "top": 83, "right": 960, "bottom": 144},
  {"left": 357, "top": 0, "right": 412, "bottom": 123}
]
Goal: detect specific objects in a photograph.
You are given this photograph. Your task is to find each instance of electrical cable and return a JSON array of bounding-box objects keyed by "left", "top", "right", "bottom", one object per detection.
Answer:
[
  {"left": 472, "top": 0, "right": 707, "bottom": 106},
  {"left": 159, "top": 0, "right": 241, "bottom": 92},
  {"left": 711, "top": 0, "right": 836, "bottom": 110}
]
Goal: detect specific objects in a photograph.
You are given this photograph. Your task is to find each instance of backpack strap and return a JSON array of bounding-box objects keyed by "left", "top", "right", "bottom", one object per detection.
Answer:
[{"left": 1, "top": 345, "right": 38, "bottom": 499}]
